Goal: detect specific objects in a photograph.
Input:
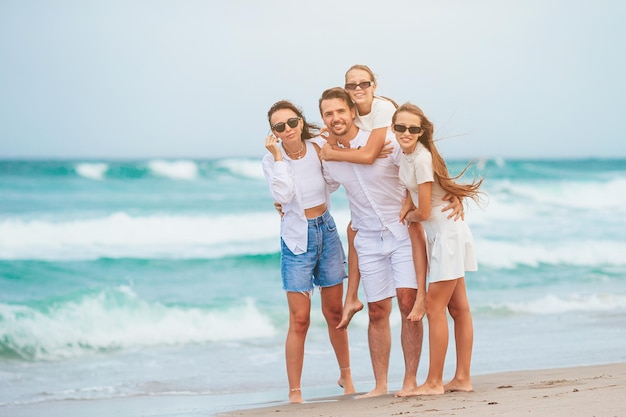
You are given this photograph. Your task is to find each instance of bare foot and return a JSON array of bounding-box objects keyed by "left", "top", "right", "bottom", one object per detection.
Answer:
[
  {"left": 444, "top": 379, "right": 473, "bottom": 392},
  {"left": 394, "top": 379, "right": 418, "bottom": 397},
  {"left": 356, "top": 387, "right": 387, "bottom": 399},
  {"left": 398, "top": 383, "right": 444, "bottom": 397},
  {"left": 394, "top": 388, "right": 419, "bottom": 397},
  {"left": 289, "top": 388, "right": 303, "bottom": 403},
  {"left": 336, "top": 299, "right": 364, "bottom": 330},
  {"left": 338, "top": 369, "right": 356, "bottom": 395}
]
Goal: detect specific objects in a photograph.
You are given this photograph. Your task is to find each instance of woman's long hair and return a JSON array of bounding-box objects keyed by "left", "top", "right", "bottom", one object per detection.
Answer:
[
  {"left": 267, "top": 100, "right": 320, "bottom": 139},
  {"left": 392, "top": 102, "right": 484, "bottom": 204}
]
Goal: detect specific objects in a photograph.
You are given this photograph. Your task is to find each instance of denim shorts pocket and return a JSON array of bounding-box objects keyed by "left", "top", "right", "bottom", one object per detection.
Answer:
[{"left": 324, "top": 216, "right": 337, "bottom": 232}]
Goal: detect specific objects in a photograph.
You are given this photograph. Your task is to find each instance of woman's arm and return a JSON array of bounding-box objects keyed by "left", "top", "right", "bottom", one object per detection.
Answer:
[
  {"left": 319, "top": 127, "right": 391, "bottom": 165},
  {"left": 262, "top": 136, "right": 296, "bottom": 205}
]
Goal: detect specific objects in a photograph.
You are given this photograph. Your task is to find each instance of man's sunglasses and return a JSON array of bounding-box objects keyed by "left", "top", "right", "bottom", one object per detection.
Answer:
[
  {"left": 393, "top": 124, "right": 422, "bottom": 134},
  {"left": 271, "top": 117, "right": 300, "bottom": 133},
  {"left": 344, "top": 81, "right": 374, "bottom": 91}
]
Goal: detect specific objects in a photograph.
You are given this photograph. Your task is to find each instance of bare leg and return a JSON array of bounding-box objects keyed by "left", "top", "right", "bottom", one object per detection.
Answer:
[
  {"left": 407, "top": 222, "right": 427, "bottom": 320},
  {"left": 357, "top": 298, "right": 392, "bottom": 398},
  {"left": 411, "top": 279, "right": 459, "bottom": 396},
  {"left": 337, "top": 223, "right": 363, "bottom": 329},
  {"left": 285, "top": 292, "right": 311, "bottom": 403},
  {"left": 395, "top": 222, "right": 427, "bottom": 397},
  {"left": 394, "top": 288, "right": 424, "bottom": 397},
  {"left": 320, "top": 284, "right": 355, "bottom": 395},
  {"left": 444, "top": 277, "right": 474, "bottom": 392}
]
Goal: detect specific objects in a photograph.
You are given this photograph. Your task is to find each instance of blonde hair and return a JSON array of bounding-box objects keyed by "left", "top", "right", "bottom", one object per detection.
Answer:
[
  {"left": 344, "top": 64, "right": 376, "bottom": 83},
  {"left": 392, "top": 102, "right": 484, "bottom": 204}
]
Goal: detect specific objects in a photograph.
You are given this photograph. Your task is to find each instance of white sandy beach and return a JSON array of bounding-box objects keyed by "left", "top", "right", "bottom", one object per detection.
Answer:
[{"left": 219, "top": 362, "right": 626, "bottom": 417}]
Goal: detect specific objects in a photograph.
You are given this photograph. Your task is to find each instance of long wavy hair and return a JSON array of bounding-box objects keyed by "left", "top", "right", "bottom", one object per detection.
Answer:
[
  {"left": 267, "top": 100, "right": 320, "bottom": 140},
  {"left": 392, "top": 102, "right": 484, "bottom": 204}
]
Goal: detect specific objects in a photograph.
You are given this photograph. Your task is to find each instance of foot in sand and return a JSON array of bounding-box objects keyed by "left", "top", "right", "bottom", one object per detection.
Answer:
[
  {"left": 336, "top": 300, "right": 364, "bottom": 330},
  {"left": 394, "top": 386, "right": 417, "bottom": 397},
  {"left": 444, "top": 378, "right": 473, "bottom": 392},
  {"left": 397, "top": 383, "right": 445, "bottom": 397},
  {"left": 356, "top": 387, "right": 387, "bottom": 399},
  {"left": 394, "top": 380, "right": 419, "bottom": 398}
]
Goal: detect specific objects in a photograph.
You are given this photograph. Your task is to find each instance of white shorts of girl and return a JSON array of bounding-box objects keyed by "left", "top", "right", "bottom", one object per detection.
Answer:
[{"left": 422, "top": 207, "right": 477, "bottom": 283}]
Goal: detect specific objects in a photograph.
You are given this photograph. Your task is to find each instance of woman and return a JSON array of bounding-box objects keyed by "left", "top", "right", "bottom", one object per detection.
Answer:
[
  {"left": 262, "top": 100, "right": 355, "bottom": 403},
  {"left": 393, "top": 102, "right": 483, "bottom": 396}
]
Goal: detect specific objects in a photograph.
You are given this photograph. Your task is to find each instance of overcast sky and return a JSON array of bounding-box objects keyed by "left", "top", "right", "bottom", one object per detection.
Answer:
[{"left": 1, "top": 0, "right": 625, "bottom": 160}]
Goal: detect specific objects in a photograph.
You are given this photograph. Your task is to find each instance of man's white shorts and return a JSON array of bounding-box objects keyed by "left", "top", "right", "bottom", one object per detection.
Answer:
[{"left": 353, "top": 228, "right": 417, "bottom": 303}]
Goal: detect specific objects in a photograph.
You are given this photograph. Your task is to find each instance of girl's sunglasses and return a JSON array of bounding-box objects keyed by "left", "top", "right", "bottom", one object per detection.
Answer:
[
  {"left": 344, "top": 81, "right": 374, "bottom": 90},
  {"left": 271, "top": 117, "right": 300, "bottom": 133},
  {"left": 393, "top": 124, "right": 422, "bottom": 134}
]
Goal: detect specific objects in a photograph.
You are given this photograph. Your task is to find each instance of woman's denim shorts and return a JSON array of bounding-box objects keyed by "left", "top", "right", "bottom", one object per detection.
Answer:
[{"left": 280, "top": 210, "right": 347, "bottom": 292}]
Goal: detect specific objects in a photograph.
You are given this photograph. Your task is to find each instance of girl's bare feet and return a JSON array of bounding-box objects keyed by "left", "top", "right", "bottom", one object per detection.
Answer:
[
  {"left": 338, "top": 367, "right": 356, "bottom": 394},
  {"left": 444, "top": 378, "right": 473, "bottom": 392},
  {"left": 336, "top": 299, "right": 364, "bottom": 329},
  {"left": 397, "top": 382, "right": 444, "bottom": 397}
]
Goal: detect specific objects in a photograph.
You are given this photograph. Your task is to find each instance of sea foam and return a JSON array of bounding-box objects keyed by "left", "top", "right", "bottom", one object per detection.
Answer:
[
  {"left": 483, "top": 292, "right": 626, "bottom": 315},
  {"left": 148, "top": 160, "right": 199, "bottom": 180},
  {"left": 216, "top": 158, "right": 265, "bottom": 180},
  {"left": 75, "top": 163, "right": 109, "bottom": 180},
  {"left": 476, "top": 238, "right": 626, "bottom": 269},
  {"left": 0, "top": 212, "right": 282, "bottom": 260},
  {"left": 0, "top": 286, "right": 277, "bottom": 361}
]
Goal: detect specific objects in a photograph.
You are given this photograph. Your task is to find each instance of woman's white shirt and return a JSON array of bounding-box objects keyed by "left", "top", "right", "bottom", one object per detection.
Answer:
[{"left": 262, "top": 140, "right": 330, "bottom": 255}]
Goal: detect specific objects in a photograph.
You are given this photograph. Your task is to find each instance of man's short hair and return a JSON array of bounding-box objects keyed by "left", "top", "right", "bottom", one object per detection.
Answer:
[{"left": 318, "top": 87, "right": 354, "bottom": 115}]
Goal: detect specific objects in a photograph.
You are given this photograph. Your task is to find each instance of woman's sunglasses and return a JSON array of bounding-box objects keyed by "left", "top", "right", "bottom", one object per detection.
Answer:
[
  {"left": 393, "top": 124, "right": 422, "bottom": 134},
  {"left": 271, "top": 117, "right": 300, "bottom": 133},
  {"left": 344, "top": 81, "right": 374, "bottom": 90}
]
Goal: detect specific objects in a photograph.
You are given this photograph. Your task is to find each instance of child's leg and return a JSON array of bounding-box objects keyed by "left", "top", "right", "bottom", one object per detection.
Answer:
[
  {"left": 444, "top": 277, "right": 474, "bottom": 392},
  {"left": 407, "top": 222, "right": 427, "bottom": 318},
  {"left": 414, "top": 279, "right": 458, "bottom": 396},
  {"left": 337, "top": 222, "right": 363, "bottom": 329}
]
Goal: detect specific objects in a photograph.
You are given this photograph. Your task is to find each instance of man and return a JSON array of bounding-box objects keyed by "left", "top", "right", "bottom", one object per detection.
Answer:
[{"left": 318, "top": 87, "right": 426, "bottom": 398}]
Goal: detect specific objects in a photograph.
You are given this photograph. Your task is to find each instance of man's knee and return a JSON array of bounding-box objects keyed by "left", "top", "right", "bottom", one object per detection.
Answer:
[
  {"left": 368, "top": 300, "right": 391, "bottom": 323},
  {"left": 396, "top": 289, "right": 417, "bottom": 315}
]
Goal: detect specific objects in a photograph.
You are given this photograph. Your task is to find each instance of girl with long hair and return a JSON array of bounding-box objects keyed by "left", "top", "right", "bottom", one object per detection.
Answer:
[{"left": 392, "top": 102, "right": 483, "bottom": 395}]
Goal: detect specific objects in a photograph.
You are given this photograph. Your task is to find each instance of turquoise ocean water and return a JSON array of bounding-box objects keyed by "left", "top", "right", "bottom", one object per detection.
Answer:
[{"left": 1, "top": 158, "right": 626, "bottom": 415}]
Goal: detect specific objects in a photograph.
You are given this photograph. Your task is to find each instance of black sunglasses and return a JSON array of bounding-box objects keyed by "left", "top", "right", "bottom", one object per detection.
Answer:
[
  {"left": 393, "top": 124, "right": 422, "bottom": 134},
  {"left": 271, "top": 117, "right": 300, "bottom": 133},
  {"left": 344, "top": 81, "right": 374, "bottom": 90}
]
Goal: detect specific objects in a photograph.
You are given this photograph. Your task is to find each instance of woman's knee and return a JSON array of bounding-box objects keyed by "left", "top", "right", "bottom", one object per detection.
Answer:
[
  {"left": 448, "top": 302, "right": 470, "bottom": 320},
  {"left": 322, "top": 302, "right": 342, "bottom": 322},
  {"left": 290, "top": 311, "right": 311, "bottom": 333}
]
